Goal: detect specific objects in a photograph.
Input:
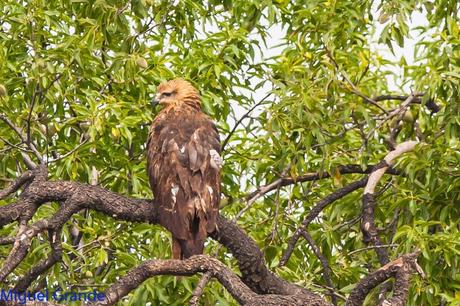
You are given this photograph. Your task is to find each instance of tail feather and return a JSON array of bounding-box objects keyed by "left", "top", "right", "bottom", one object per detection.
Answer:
[
  {"left": 179, "top": 238, "right": 204, "bottom": 259},
  {"left": 172, "top": 205, "right": 207, "bottom": 260},
  {"left": 172, "top": 237, "right": 182, "bottom": 260},
  {"left": 172, "top": 236, "right": 204, "bottom": 260}
]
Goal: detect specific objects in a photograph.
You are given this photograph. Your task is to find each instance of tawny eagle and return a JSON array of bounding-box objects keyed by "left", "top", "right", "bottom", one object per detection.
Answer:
[{"left": 147, "top": 79, "right": 221, "bottom": 259}]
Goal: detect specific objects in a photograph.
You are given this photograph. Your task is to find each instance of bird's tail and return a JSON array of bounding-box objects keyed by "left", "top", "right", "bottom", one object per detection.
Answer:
[
  {"left": 172, "top": 203, "right": 207, "bottom": 260},
  {"left": 172, "top": 237, "right": 183, "bottom": 260},
  {"left": 172, "top": 236, "right": 204, "bottom": 260}
]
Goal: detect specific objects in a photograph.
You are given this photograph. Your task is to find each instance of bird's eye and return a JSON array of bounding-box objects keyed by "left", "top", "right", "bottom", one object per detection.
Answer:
[{"left": 162, "top": 92, "right": 172, "bottom": 97}]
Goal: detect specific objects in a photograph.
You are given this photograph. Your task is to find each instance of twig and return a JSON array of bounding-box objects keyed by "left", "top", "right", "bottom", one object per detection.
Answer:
[
  {"left": 27, "top": 83, "right": 41, "bottom": 146},
  {"left": 373, "top": 94, "right": 423, "bottom": 103},
  {"left": 365, "top": 94, "right": 421, "bottom": 140},
  {"left": 348, "top": 244, "right": 399, "bottom": 256},
  {"left": 26, "top": 74, "right": 62, "bottom": 148},
  {"left": 240, "top": 164, "right": 399, "bottom": 220},
  {"left": 189, "top": 271, "right": 212, "bottom": 306},
  {"left": 0, "top": 169, "right": 35, "bottom": 200},
  {"left": 279, "top": 177, "right": 368, "bottom": 267},
  {"left": 325, "top": 48, "right": 388, "bottom": 114},
  {"left": 222, "top": 92, "right": 271, "bottom": 151},
  {"left": 0, "top": 136, "right": 34, "bottom": 153},
  {"left": 0, "top": 114, "right": 43, "bottom": 164},
  {"left": 48, "top": 137, "right": 89, "bottom": 163},
  {"left": 301, "top": 231, "right": 337, "bottom": 305}
]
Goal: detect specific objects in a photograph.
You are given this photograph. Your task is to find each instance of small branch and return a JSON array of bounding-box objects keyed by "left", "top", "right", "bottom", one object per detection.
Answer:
[
  {"left": 222, "top": 93, "right": 271, "bottom": 151},
  {"left": 0, "top": 114, "right": 43, "bottom": 165},
  {"left": 325, "top": 48, "right": 388, "bottom": 114},
  {"left": 0, "top": 237, "right": 15, "bottom": 245},
  {"left": 189, "top": 271, "right": 212, "bottom": 306},
  {"left": 373, "top": 94, "right": 423, "bottom": 103},
  {"left": 366, "top": 94, "right": 421, "bottom": 140},
  {"left": 241, "top": 164, "right": 399, "bottom": 220},
  {"left": 27, "top": 83, "right": 41, "bottom": 146},
  {"left": 14, "top": 229, "right": 62, "bottom": 292},
  {"left": 0, "top": 136, "right": 34, "bottom": 153},
  {"left": 0, "top": 169, "right": 35, "bottom": 200},
  {"left": 0, "top": 220, "right": 32, "bottom": 282},
  {"left": 348, "top": 244, "right": 399, "bottom": 256},
  {"left": 372, "top": 94, "right": 440, "bottom": 113},
  {"left": 47, "top": 137, "right": 89, "bottom": 163},
  {"left": 301, "top": 231, "right": 337, "bottom": 306},
  {"left": 280, "top": 177, "right": 369, "bottom": 266}
]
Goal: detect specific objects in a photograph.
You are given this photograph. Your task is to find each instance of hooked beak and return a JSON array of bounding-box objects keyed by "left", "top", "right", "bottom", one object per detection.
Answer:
[
  {"left": 151, "top": 97, "right": 159, "bottom": 107},
  {"left": 151, "top": 94, "right": 160, "bottom": 107}
]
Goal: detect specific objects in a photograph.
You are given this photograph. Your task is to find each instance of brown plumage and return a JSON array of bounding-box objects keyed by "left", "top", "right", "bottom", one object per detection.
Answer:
[{"left": 147, "top": 79, "right": 221, "bottom": 259}]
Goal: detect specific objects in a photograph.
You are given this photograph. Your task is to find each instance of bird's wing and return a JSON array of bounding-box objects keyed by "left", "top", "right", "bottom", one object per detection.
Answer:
[{"left": 147, "top": 109, "right": 221, "bottom": 240}]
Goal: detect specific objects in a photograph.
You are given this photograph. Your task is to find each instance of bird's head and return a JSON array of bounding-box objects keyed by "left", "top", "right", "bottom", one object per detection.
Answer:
[{"left": 151, "top": 79, "right": 201, "bottom": 109}]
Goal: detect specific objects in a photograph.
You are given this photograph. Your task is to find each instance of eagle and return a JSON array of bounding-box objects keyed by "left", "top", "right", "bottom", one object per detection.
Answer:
[{"left": 147, "top": 79, "right": 221, "bottom": 259}]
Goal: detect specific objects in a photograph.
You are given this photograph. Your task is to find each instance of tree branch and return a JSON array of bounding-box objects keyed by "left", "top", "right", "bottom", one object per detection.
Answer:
[
  {"left": 0, "top": 145, "right": 417, "bottom": 305},
  {"left": 345, "top": 251, "right": 420, "bottom": 306},
  {"left": 280, "top": 177, "right": 369, "bottom": 266},
  {"left": 325, "top": 48, "right": 388, "bottom": 114},
  {"left": 189, "top": 271, "right": 212, "bottom": 306},
  {"left": 222, "top": 93, "right": 271, "bottom": 151},
  {"left": 301, "top": 231, "right": 337, "bottom": 306},
  {"left": 0, "top": 169, "right": 35, "bottom": 200},
  {"left": 361, "top": 141, "right": 418, "bottom": 266},
  {"left": 98, "top": 255, "right": 330, "bottom": 306},
  {"left": 14, "top": 229, "right": 62, "bottom": 292},
  {"left": 0, "top": 169, "right": 328, "bottom": 305},
  {"left": 240, "top": 164, "right": 399, "bottom": 219},
  {"left": 0, "top": 114, "right": 43, "bottom": 165}
]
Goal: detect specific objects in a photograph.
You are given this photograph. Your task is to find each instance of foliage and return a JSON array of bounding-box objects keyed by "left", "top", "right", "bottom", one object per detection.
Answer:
[{"left": 0, "top": 0, "right": 459, "bottom": 305}]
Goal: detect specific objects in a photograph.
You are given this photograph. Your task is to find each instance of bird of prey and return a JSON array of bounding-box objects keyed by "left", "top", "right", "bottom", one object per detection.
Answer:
[{"left": 147, "top": 79, "right": 221, "bottom": 259}]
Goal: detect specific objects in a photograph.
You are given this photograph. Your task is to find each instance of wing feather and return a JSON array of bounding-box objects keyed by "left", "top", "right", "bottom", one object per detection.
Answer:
[{"left": 147, "top": 107, "right": 220, "bottom": 241}]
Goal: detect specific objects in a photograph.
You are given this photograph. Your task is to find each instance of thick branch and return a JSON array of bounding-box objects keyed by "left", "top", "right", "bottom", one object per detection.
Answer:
[
  {"left": 211, "top": 216, "right": 328, "bottom": 304},
  {"left": 345, "top": 251, "right": 420, "bottom": 306},
  {"left": 0, "top": 155, "right": 416, "bottom": 305},
  {"left": 0, "top": 174, "right": 327, "bottom": 304},
  {"left": 100, "top": 255, "right": 254, "bottom": 305},
  {"left": 99, "top": 255, "right": 329, "bottom": 306},
  {"left": 361, "top": 141, "right": 418, "bottom": 265}
]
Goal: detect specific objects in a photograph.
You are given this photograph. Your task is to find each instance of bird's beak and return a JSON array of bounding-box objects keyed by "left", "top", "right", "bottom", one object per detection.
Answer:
[
  {"left": 151, "top": 93, "right": 160, "bottom": 107},
  {"left": 151, "top": 97, "right": 159, "bottom": 107}
]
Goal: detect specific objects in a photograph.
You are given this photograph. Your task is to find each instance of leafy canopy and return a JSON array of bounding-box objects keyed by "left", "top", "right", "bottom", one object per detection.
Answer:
[{"left": 0, "top": 0, "right": 459, "bottom": 305}]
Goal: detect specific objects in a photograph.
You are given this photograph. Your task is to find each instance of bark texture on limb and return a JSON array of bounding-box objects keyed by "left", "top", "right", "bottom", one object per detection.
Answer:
[{"left": 0, "top": 156, "right": 419, "bottom": 305}]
